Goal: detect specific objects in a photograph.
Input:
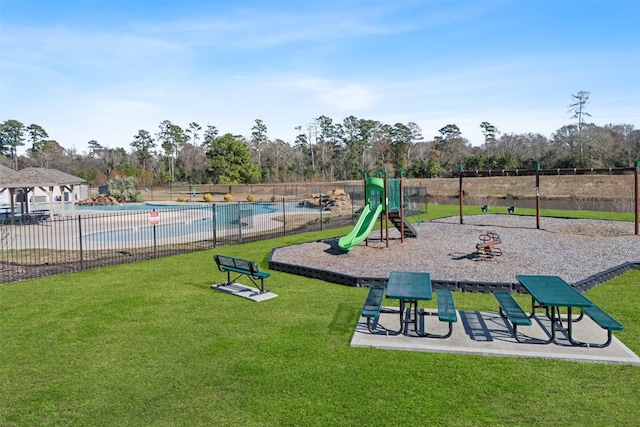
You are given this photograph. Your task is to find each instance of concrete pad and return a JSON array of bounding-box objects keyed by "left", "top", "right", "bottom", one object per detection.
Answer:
[
  {"left": 210, "top": 282, "right": 278, "bottom": 302},
  {"left": 351, "top": 307, "right": 640, "bottom": 366}
]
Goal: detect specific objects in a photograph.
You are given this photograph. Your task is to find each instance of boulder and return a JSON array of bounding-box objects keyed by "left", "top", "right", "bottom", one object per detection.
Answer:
[
  {"left": 77, "top": 194, "right": 120, "bottom": 206},
  {"left": 300, "top": 189, "right": 352, "bottom": 211}
]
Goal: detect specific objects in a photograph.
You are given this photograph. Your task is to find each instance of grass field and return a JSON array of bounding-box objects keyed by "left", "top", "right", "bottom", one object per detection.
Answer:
[{"left": 1, "top": 207, "right": 639, "bottom": 426}]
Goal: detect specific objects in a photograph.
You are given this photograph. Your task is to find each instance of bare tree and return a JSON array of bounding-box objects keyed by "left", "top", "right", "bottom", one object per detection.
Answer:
[
  {"left": 568, "top": 91, "right": 592, "bottom": 132},
  {"left": 568, "top": 91, "right": 592, "bottom": 165}
]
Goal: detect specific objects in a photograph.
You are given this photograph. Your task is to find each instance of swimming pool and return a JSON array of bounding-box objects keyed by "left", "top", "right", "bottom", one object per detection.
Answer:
[
  {"left": 75, "top": 203, "right": 167, "bottom": 211},
  {"left": 56, "top": 202, "right": 205, "bottom": 212},
  {"left": 82, "top": 202, "right": 308, "bottom": 243},
  {"left": 38, "top": 201, "right": 285, "bottom": 214}
]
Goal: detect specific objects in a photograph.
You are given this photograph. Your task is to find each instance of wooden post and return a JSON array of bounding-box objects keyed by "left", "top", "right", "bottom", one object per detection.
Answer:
[
  {"left": 399, "top": 172, "right": 405, "bottom": 243},
  {"left": 459, "top": 166, "right": 464, "bottom": 224},
  {"left": 535, "top": 163, "right": 541, "bottom": 229},
  {"left": 635, "top": 161, "right": 639, "bottom": 236}
]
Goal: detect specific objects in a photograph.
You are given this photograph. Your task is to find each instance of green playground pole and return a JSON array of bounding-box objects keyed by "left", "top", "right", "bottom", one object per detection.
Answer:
[
  {"left": 384, "top": 172, "right": 389, "bottom": 247},
  {"left": 363, "top": 173, "right": 368, "bottom": 245}
]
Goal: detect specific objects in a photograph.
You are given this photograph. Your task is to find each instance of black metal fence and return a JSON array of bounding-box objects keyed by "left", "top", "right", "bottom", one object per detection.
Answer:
[
  {"left": 1, "top": 187, "right": 429, "bottom": 285},
  {"left": 0, "top": 199, "right": 352, "bottom": 284}
]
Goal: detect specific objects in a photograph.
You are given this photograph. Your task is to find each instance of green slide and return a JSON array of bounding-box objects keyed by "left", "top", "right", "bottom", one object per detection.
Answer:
[{"left": 338, "top": 203, "right": 383, "bottom": 251}]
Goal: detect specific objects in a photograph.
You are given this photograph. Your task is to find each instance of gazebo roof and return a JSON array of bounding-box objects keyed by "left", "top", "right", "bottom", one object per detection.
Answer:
[
  {"left": 0, "top": 163, "right": 16, "bottom": 179},
  {"left": 0, "top": 167, "right": 84, "bottom": 188}
]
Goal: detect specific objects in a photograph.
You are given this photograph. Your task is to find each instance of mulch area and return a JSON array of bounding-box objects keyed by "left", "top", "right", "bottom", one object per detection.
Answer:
[{"left": 271, "top": 215, "right": 639, "bottom": 284}]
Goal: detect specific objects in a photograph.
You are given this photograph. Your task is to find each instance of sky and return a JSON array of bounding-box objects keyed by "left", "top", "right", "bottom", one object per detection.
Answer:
[{"left": 1, "top": 0, "right": 639, "bottom": 155}]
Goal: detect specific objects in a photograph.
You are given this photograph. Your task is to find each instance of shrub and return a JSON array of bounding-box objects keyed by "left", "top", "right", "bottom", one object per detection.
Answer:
[
  {"left": 203, "top": 193, "right": 213, "bottom": 202},
  {"left": 246, "top": 194, "right": 255, "bottom": 202},
  {"left": 108, "top": 175, "right": 139, "bottom": 202},
  {"left": 223, "top": 193, "right": 233, "bottom": 202},
  {"left": 177, "top": 196, "right": 186, "bottom": 202},
  {"left": 127, "top": 190, "right": 142, "bottom": 202},
  {"left": 270, "top": 195, "right": 277, "bottom": 202}
]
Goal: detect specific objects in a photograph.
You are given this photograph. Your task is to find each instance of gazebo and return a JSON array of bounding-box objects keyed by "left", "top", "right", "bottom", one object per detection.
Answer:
[{"left": 0, "top": 167, "right": 85, "bottom": 224}]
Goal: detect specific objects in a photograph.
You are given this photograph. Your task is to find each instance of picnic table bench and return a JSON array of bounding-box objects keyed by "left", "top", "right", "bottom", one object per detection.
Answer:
[
  {"left": 494, "top": 291, "right": 533, "bottom": 342},
  {"left": 361, "top": 287, "right": 385, "bottom": 334},
  {"left": 572, "top": 304, "right": 624, "bottom": 348},
  {"left": 434, "top": 289, "right": 457, "bottom": 338},
  {"left": 214, "top": 254, "right": 270, "bottom": 295}
]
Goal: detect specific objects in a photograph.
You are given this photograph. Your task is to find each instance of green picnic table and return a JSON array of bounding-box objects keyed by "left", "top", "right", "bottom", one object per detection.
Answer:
[
  {"left": 385, "top": 271, "right": 457, "bottom": 338},
  {"left": 516, "top": 274, "right": 623, "bottom": 347},
  {"left": 386, "top": 271, "right": 432, "bottom": 333}
]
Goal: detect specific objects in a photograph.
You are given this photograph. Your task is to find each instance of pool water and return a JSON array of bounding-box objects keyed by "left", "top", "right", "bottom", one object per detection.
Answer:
[{"left": 82, "top": 202, "right": 307, "bottom": 243}]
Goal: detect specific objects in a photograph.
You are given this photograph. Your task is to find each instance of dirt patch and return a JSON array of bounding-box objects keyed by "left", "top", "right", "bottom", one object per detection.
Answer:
[
  {"left": 553, "top": 223, "right": 630, "bottom": 237},
  {"left": 271, "top": 214, "right": 318, "bottom": 229}
]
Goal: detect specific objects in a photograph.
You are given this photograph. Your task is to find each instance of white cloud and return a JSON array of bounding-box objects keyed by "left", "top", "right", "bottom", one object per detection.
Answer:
[{"left": 291, "top": 77, "right": 379, "bottom": 111}]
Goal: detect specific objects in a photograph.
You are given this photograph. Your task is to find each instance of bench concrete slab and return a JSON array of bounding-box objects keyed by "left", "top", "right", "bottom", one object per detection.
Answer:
[
  {"left": 211, "top": 282, "right": 278, "bottom": 302},
  {"left": 351, "top": 308, "right": 640, "bottom": 366}
]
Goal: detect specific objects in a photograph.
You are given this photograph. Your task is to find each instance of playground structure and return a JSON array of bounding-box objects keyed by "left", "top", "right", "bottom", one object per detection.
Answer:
[
  {"left": 338, "top": 174, "right": 419, "bottom": 251},
  {"left": 457, "top": 162, "right": 640, "bottom": 236},
  {"left": 475, "top": 231, "right": 503, "bottom": 258}
]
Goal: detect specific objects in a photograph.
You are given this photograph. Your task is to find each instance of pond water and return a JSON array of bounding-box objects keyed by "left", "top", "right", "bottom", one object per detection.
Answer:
[{"left": 429, "top": 196, "right": 635, "bottom": 213}]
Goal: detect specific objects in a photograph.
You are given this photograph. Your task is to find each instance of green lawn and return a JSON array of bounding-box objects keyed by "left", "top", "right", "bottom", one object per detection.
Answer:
[{"left": 1, "top": 208, "right": 639, "bottom": 426}]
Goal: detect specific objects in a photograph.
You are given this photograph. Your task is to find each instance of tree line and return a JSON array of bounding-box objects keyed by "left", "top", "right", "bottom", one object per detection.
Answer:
[{"left": 1, "top": 92, "right": 639, "bottom": 186}]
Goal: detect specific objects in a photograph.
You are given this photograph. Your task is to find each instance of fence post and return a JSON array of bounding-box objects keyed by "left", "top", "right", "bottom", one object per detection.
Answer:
[
  {"left": 152, "top": 209, "right": 157, "bottom": 258},
  {"left": 212, "top": 204, "right": 217, "bottom": 247},
  {"left": 78, "top": 215, "right": 84, "bottom": 271},
  {"left": 351, "top": 192, "right": 355, "bottom": 225},
  {"left": 320, "top": 198, "right": 323, "bottom": 231},
  {"left": 237, "top": 202, "right": 243, "bottom": 244},
  {"left": 282, "top": 198, "right": 286, "bottom": 236},
  {"left": 424, "top": 184, "right": 428, "bottom": 214}
]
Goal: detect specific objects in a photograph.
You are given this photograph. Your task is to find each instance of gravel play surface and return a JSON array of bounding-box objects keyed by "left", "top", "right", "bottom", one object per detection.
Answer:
[{"left": 271, "top": 214, "right": 639, "bottom": 284}]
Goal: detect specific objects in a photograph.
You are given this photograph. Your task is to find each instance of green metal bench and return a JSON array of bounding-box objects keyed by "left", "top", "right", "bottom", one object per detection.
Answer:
[
  {"left": 434, "top": 289, "right": 457, "bottom": 338},
  {"left": 571, "top": 304, "right": 624, "bottom": 348},
  {"left": 494, "top": 291, "right": 533, "bottom": 342},
  {"left": 214, "top": 254, "right": 270, "bottom": 295},
  {"left": 414, "top": 289, "right": 458, "bottom": 338},
  {"left": 361, "top": 287, "right": 385, "bottom": 334}
]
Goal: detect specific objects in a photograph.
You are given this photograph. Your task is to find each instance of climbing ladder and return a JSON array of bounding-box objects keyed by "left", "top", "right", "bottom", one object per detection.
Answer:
[
  {"left": 388, "top": 211, "right": 418, "bottom": 238},
  {"left": 386, "top": 178, "right": 420, "bottom": 238}
]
